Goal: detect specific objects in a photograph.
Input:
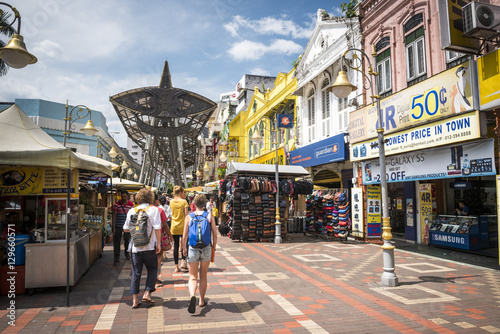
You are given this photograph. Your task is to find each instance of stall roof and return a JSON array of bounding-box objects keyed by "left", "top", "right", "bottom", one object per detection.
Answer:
[
  {"left": 226, "top": 162, "right": 309, "bottom": 177},
  {"left": 111, "top": 178, "right": 145, "bottom": 190},
  {"left": 0, "top": 104, "right": 112, "bottom": 176}
]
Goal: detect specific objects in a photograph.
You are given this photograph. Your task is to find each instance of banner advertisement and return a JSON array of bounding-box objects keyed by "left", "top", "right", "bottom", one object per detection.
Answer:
[
  {"left": 406, "top": 198, "right": 414, "bottom": 227},
  {"left": 349, "top": 61, "right": 474, "bottom": 144},
  {"left": 419, "top": 184, "right": 433, "bottom": 245},
  {"left": 249, "top": 147, "right": 285, "bottom": 165},
  {"left": 290, "top": 133, "right": 347, "bottom": 168},
  {"left": 477, "top": 49, "right": 500, "bottom": 110},
  {"left": 351, "top": 111, "right": 480, "bottom": 162},
  {"left": 0, "top": 167, "right": 77, "bottom": 196},
  {"left": 351, "top": 188, "right": 364, "bottom": 237},
  {"left": 362, "top": 139, "right": 495, "bottom": 185},
  {"left": 366, "top": 185, "right": 381, "bottom": 238}
]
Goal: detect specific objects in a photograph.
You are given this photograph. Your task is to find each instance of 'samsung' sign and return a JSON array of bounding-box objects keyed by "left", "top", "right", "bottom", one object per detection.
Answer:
[{"left": 432, "top": 234, "right": 465, "bottom": 245}]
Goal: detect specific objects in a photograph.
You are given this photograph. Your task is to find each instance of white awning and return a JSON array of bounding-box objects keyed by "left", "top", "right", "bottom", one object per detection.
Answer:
[{"left": 226, "top": 162, "right": 309, "bottom": 177}]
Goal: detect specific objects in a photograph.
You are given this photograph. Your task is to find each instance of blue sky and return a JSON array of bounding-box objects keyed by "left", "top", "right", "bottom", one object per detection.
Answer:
[{"left": 1, "top": 0, "right": 345, "bottom": 146}]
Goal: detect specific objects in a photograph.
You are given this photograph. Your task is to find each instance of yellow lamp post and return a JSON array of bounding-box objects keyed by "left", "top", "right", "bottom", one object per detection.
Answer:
[
  {"left": 63, "top": 101, "right": 98, "bottom": 147},
  {"left": 328, "top": 47, "right": 398, "bottom": 287}
]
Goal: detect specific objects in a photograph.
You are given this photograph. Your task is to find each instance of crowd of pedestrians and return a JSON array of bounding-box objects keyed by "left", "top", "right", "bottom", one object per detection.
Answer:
[{"left": 112, "top": 186, "right": 217, "bottom": 313}]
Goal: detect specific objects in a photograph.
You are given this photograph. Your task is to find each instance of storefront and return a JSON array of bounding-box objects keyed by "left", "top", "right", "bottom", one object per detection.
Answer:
[
  {"left": 0, "top": 104, "right": 114, "bottom": 296},
  {"left": 349, "top": 60, "right": 498, "bottom": 255}
]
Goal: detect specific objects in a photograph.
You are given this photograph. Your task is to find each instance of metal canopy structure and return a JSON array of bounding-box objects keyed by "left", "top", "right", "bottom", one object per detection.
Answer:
[{"left": 110, "top": 62, "right": 217, "bottom": 187}]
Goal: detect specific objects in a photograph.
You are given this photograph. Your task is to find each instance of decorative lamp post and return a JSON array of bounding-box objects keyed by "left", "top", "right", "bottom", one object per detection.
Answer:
[
  {"left": 328, "top": 47, "right": 398, "bottom": 287},
  {"left": 0, "top": 2, "right": 37, "bottom": 69},
  {"left": 251, "top": 116, "right": 282, "bottom": 243},
  {"left": 63, "top": 100, "right": 98, "bottom": 147}
]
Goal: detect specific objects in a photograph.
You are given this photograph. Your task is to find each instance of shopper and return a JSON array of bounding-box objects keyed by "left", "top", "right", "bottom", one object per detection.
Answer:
[
  {"left": 206, "top": 197, "right": 217, "bottom": 225},
  {"left": 170, "top": 186, "right": 189, "bottom": 272},
  {"left": 113, "top": 190, "right": 134, "bottom": 263},
  {"left": 183, "top": 193, "right": 217, "bottom": 314},
  {"left": 123, "top": 188, "right": 161, "bottom": 308},
  {"left": 160, "top": 195, "right": 172, "bottom": 228},
  {"left": 154, "top": 193, "right": 173, "bottom": 284}
]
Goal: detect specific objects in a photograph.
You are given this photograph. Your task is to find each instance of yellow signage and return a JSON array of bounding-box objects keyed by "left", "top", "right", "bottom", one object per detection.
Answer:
[
  {"left": 350, "top": 111, "right": 480, "bottom": 162},
  {"left": 0, "top": 167, "right": 78, "bottom": 196},
  {"left": 349, "top": 61, "right": 474, "bottom": 144},
  {"left": 438, "top": 0, "right": 479, "bottom": 54},
  {"left": 478, "top": 49, "right": 500, "bottom": 110},
  {"left": 249, "top": 147, "right": 285, "bottom": 165}
]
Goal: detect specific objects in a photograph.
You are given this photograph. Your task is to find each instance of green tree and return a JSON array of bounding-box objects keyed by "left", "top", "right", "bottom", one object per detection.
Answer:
[
  {"left": 0, "top": 10, "right": 16, "bottom": 76},
  {"left": 341, "top": 0, "right": 358, "bottom": 18}
]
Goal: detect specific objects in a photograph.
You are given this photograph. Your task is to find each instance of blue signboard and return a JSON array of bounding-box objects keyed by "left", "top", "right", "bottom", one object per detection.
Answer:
[
  {"left": 290, "top": 134, "right": 347, "bottom": 168},
  {"left": 277, "top": 114, "right": 294, "bottom": 128},
  {"left": 429, "top": 231, "right": 480, "bottom": 250}
]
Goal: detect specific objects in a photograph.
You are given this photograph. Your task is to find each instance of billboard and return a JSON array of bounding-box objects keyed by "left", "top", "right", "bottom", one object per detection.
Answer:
[
  {"left": 349, "top": 61, "right": 475, "bottom": 144},
  {"left": 438, "top": 0, "right": 480, "bottom": 54}
]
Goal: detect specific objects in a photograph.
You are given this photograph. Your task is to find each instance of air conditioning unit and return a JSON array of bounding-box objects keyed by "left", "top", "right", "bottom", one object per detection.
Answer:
[
  {"left": 463, "top": 1, "right": 500, "bottom": 40},
  {"left": 211, "top": 122, "right": 223, "bottom": 132}
]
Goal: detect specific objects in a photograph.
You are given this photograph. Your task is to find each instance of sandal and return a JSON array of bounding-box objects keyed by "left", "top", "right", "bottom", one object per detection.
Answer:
[
  {"left": 187, "top": 296, "right": 196, "bottom": 314},
  {"left": 199, "top": 299, "right": 208, "bottom": 307},
  {"left": 132, "top": 302, "right": 142, "bottom": 309},
  {"left": 142, "top": 298, "right": 155, "bottom": 305}
]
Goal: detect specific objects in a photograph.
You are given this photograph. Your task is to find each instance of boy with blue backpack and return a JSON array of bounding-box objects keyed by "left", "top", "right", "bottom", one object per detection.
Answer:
[{"left": 182, "top": 194, "right": 217, "bottom": 314}]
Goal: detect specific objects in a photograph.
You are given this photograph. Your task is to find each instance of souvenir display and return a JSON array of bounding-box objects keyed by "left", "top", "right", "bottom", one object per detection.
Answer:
[{"left": 305, "top": 189, "right": 350, "bottom": 240}]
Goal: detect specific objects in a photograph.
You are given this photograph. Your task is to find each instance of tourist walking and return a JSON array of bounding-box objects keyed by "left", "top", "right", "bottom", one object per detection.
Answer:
[
  {"left": 183, "top": 194, "right": 217, "bottom": 314},
  {"left": 123, "top": 188, "right": 161, "bottom": 308},
  {"left": 113, "top": 190, "right": 134, "bottom": 263},
  {"left": 170, "top": 186, "right": 189, "bottom": 272}
]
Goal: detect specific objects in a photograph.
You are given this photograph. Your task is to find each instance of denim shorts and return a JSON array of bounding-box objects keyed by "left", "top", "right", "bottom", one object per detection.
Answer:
[{"left": 187, "top": 245, "right": 211, "bottom": 263}]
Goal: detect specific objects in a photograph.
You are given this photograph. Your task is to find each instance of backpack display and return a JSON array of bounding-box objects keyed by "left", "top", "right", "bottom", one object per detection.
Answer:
[
  {"left": 129, "top": 206, "right": 153, "bottom": 247},
  {"left": 189, "top": 211, "right": 211, "bottom": 248}
]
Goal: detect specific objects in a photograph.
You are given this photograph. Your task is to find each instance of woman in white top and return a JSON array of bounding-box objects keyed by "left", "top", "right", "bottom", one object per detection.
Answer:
[{"left": 123, "top": 188, "right": 162, "bottom": 309}]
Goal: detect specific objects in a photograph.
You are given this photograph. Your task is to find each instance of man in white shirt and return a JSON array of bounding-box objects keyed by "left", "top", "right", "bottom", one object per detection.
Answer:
[{"left": 123, "top": 188, "right": 162, "bottom": 308}]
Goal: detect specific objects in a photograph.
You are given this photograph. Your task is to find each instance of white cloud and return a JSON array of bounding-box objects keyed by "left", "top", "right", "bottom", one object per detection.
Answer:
[
  {"left": 228, "top": 39, "right": 303, "bottom": 61},
  {"left": 249, "top": 67, "right": 271, "bottom": 76},
  {"left": 333, "top": 7, "right": 344, "bottom": 16},
  {"left": 32, "top": 40, "right": 64, "bottom": 59},
  {"left": 224, "top": 15, "right": 314, "bottom": 39}
]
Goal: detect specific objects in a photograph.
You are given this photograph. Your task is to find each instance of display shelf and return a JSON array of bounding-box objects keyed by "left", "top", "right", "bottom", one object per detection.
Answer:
[
  {"left": 429, "top": 215, "right": 481, "bottom": 250},
  {"left": 45, "top": 198, "right": 79, "bottom": 242}
]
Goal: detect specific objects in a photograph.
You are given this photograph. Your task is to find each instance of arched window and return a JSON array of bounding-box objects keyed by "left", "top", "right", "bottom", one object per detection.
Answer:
[
  {"left": 307, "top": 89, "right": 315, "bottom": 142},
  {"left": 375, "top": 36, "right": 392, "bottom": 96},
  {"left": 404, "top": 13, "right": 426, "bottom": 86},
  {"left": 258, "top": 121, "right": 264, "bottom": 153},
  {"left": 321, "top": 77, "right": 330, "bottom": 137}
]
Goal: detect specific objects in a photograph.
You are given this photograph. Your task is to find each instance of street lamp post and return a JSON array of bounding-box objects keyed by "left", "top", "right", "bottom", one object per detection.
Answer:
[
  {"left": 0, "top": 2, "right": 37, "bottom": 69},
  {"left": 251, "top": 116, "right": 282, "bottom": 244},
  {"left": 328, "top": 47, "right": 398, "bottom": 287},
  {"left": 63, "top": 100, "right": 98, "bottom": 147}
]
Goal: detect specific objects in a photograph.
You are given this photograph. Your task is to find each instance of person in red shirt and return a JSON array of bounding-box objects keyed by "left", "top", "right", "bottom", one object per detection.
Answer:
[
  {"left": 113, "top": 190, "right": 134, "bottom": 263},
  {"left": 154, "top": 193, "right": 173, "bottom": 285}
]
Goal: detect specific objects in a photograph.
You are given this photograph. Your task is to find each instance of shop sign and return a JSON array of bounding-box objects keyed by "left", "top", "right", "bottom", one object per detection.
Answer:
[
  {"left": 430, "top": 231, "right": 470, "bottom": 249},
  {"left": 290, "top": 133, "right": 347, "bottom": 168},
  {"left": 249, "top": 147, "right": 285, "bottom": 165},
  {"left": 362, "top": 139, "right": 495, "bottom": 185},
  {"left": 351, "top": 111, "right": 480, "bottom": 162},
  {"left": 366, "top": 185, "right": 381, "bottom": 238},
  {"left": 477, "top": 49, "right": 500, "bottom": 110},
  {"left": 437, "top": 0, "right": 479, "bottom": 54},
  {"left": 351, "top": 188, "right": 364, "bottom": 237},
  {"left": 0, "top": 167, "right": 78, "bottom": 195},
  {"left": 349, "top": 61, "right": 474, "bottom": 144},
  {"left": 277, "top": 114, "right": 294, "bottom": 128},
  {"left": 419, "top": 184, "right": 433, "bottom": 245}
]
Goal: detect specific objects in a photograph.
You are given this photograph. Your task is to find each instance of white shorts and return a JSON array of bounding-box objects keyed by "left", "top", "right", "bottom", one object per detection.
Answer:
[{"left": 187, "top": 245, "right": 211, "bottom": 262}]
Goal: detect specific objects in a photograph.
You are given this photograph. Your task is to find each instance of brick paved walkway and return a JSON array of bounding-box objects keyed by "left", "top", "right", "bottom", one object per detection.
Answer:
[{"left": 1, "top": 233, "right": 499, "bottom": 333}]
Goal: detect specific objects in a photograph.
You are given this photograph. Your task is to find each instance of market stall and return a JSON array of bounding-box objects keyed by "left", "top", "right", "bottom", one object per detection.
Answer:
[
  {"left": 0, "top": 104, "right": 113, "bottom": 296},
  {"left": 221, "top": 162, "right": 309, "bottom": 241}
]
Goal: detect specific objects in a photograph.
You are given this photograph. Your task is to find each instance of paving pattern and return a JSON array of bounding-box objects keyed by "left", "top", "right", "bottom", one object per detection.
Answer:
[{"left": 0, "top": 233, "right": 499, "bottom": 333}]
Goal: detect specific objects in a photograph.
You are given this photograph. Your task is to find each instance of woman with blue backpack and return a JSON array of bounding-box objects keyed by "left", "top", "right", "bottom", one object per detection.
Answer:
[{"left": 182, "top": 193, "right": 217, "bottom": 314}]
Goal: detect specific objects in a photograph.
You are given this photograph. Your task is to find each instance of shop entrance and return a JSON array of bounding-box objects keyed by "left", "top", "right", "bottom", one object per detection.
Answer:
[
  {"left": 388, "top": 183, "right": 405, "bottom": 238},
  {"left": 313, "top": 169, "right": 341, "bottom": 189}
]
